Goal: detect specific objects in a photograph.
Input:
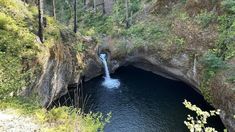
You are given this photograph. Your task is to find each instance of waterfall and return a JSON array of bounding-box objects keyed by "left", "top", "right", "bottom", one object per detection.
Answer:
[
  {"left": 100, "top": 54, "right": 120, "bottom": 88},
  {"left": 100, "top": 54, "right": 111, "bottom": 79},
  {"left": 193, "top": 55, "right": 197, "bottom": 78}
]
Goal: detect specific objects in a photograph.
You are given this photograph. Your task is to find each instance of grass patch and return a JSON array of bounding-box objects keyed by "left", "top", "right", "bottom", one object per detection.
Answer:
[
  {"left": 0, "top": 96, "right": 111, "bottom": 132},
  {"left": 195, "top": 11, "right": 217, "bottom": 28}
]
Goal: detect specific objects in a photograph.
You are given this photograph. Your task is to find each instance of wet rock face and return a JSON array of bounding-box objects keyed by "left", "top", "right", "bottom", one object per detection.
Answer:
[{"left": 83, "top": 58, "right": 102, "bottom": 81}]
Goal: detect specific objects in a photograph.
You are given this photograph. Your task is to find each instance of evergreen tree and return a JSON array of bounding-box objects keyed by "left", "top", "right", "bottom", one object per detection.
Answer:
[
  {"left": 38, "top": 0, "right": 44, "bottom": 42},
  {"left": 74, "top": 0, "right": 77, "bottom": 33}
]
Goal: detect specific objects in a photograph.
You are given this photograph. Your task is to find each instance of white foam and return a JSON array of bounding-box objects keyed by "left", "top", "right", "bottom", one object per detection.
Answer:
[
  {"left": 102, "top": 77, "right": 120, "bottom": 89},
  {"left": 100, "top": 54, "right": 120, "bottom": 89}
]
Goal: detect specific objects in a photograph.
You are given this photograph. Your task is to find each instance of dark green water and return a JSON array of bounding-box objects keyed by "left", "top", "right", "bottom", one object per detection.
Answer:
[{"left": 62, "top": 66, "right": 225, "bottom": 132}]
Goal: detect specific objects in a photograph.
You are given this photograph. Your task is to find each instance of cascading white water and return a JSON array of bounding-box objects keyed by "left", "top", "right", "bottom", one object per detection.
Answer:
[
  {"left": 100, "top": 54, "right": 110, "bottom": 79},
  {"left": 193, "top": 55, "right": 197, "bottom": 78},
  {"left": 100, "top": 54, "right": 120, "bottom": 88}
]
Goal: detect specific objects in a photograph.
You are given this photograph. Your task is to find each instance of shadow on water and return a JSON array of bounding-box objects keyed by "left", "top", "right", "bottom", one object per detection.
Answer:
[{"left": 54, "top": 66, "right": 225, "bottom": 132}]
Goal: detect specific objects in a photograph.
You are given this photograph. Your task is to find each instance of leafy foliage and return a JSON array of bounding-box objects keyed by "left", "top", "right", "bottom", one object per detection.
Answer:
[
  {"left": 0, "top": 2, "right": 38, "bottom": 98},
  {"left": 195, "top": 11, "right": 217, "bottom": 28},
  {"left": 37, "top": 107, "right": 111, "bottom": 132},
  {"left": 79, "top": 11, "right": 113, "bottom": 35},
  {"left": 201, "top": 53, "right": 225, "bottom": 73},
  {"left": 216, "top": 15, "right": 235, "bottom": 60},
  {"left": 183, "top": 100, "right": 220, "bottom": 132},
  {"left": 221, "top": 0, "right": 235, "bottom": 14},
  {"left": 73, "top": 42, "right": 86, "bottom": 52},
  {"left": 200, "top": 52, "right": 226, "bottom": 102},
  {"left": 124, "top": 21, "right": 168, "bottom": 47}
]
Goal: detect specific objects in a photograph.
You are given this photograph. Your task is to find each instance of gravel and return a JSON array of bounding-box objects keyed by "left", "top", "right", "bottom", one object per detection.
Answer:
[{"left": 0, "top": 110, "right": 40, "bottom": 132}]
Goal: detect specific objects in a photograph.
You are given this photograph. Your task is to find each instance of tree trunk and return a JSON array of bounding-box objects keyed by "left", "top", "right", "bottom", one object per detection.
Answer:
[
  {"left": 38, "top": 0, "right": 44, "bottom": 43},
  {"left": 74, "top": 0, "right": 77, "bottom": 33},
  {"left": 102, "top": 2, "right": 105, "bottom": 14},
  {"left": 83, "top": 0, "right": 86, "bottom": 6},
  {"left": 52, "top": 0, "right": 56, "bottom": 19},
  {"left": 93, "top": 0, "right": 96, "bottom": 12},
  {"left": 125, "top": 0, "right": 130, "bottom": 28}
]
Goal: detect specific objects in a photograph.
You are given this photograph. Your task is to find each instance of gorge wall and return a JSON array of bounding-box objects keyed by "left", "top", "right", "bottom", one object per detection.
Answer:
[{"left": 34, "top": 33, "right": 235, "bottom": 131}]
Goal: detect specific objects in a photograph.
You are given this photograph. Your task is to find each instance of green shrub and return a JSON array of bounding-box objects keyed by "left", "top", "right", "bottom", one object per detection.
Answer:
[
  {"left": 0, "top": 13, "right": 15, "bottom": 30},
  {"left": 111, "top": 1, "right": 126, "bottom": 26},
  {"left": 216, "top": 15, "right": 235, "bottom": 60},
  {"left": 38, "top": 107, "right": 111, "bottom": 132},
  {"left": 0, "top": 1, "right": 38, "bottom": 98},
  {"left": 195, "top": 11, "right": 217, "bottom": 28},
  {"left": 201, "top": 52, "right": 225, "bottom": 73},
  {"left": 0, "top": 0, "right": 33, "bottom": 21},
  {"left": 200, "top": 52, "right": 226, "bottom": 102},
  {"left": 178, "top": 12, "right": 190, "bottom": 20},
  {"left": 180, "top": 0, "right": 187, "bottom": 4},
  {"left": 221, "top": 0, "right": 235, "bottom": 14},
  {"left": 126, "top": 21, "right": 167, "bottom": 45},
  {"left": 79, "top": 112, "right": 111, "bottom": 132},
  {"left": 47, "top": 107, "right": 71, "bottom": 122},
  {"left": 130, "top": 0, "right": 142, "bottom": 14},
  {"left": 79, "top": 11, "right": 113, "bottom": 35},
  {"left": 227, "top": 76, "right": 235, "bottom": 83},
  {"left": 73, "top": 42, "right": 86, "bottom": 52}
]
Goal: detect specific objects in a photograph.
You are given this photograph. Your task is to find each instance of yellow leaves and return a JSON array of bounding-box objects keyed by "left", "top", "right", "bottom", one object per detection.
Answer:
[
  {"left": 183, "top": 100, "right": 220, "bottom": 132},
  {"left": 35, "top": 109, "right": 48, "bottom": 123},
  {"left": 0, "top": 0, "right": 18, "bottom": 9},
  {"left": 83, "top": 27, "right": 96, "bottom": 36}
]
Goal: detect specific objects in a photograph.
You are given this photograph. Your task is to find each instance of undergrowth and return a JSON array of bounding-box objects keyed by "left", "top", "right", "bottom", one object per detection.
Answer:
[
  {"left": 200, "top": 52, "right": 226, "bottom": 102},
  {"left": 0, "top": 96, "right": 111, "bottom": 132},
  {"left": 0, "top": 0, "right": 39, "bottom": 98}
]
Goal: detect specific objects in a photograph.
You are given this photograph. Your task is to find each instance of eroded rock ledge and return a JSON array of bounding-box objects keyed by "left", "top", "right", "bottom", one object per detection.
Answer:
[{"left": 34, "top": 33, "right": 235, "bottom": 131}]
